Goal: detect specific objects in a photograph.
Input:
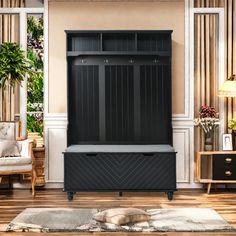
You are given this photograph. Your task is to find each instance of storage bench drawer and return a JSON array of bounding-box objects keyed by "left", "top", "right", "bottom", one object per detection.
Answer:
[{"left": 64, "top": 152, "right": 176, "bottom": 191}]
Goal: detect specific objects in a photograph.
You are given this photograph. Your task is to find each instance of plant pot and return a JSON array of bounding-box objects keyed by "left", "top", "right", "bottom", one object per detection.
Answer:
[
  {"left": 1, "top": 86, "right": 15, "bottom": 121},
  {"left": 27, "top": 132, "right": 44, "bottom": 148}
]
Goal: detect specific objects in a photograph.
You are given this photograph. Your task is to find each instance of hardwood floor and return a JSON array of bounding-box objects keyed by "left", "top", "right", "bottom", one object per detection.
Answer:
[{"left": 0, "top": 188, "right": 236, "bottom": 236}]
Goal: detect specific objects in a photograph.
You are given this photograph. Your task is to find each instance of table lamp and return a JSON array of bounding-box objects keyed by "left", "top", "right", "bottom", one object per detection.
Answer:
[{"left": 218, "top": 74, "right": 236, "bottom": 97}]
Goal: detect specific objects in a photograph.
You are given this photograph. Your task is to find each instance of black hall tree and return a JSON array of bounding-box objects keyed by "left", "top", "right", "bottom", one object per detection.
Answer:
[{"left": 64, "top": 31, "right": 176, "bottom": 201}]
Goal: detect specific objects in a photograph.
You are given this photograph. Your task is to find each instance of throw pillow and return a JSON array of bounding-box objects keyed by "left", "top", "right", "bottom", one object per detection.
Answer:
[
  {"left": 0, "top": 140, "right": 21, "bottom": 157},
  {"left": 93, "top": 208, "right": 150, "bottom": 225}
]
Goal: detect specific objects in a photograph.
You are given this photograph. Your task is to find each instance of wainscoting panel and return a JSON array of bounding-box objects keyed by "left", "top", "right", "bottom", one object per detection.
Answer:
[
  {"left": 173, "top": 128, "right": 190, "bottom": 183},
  {"left": 44, "top": 114, "right": 67, "bottom": 184},
  {"left": 47, "top": 128, "right": 66, "bottom": 182}
]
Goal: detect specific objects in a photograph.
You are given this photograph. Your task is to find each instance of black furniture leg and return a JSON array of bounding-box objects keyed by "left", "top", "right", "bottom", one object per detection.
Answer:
[
  {"left": 67, "top": 192, "right": 74, "bottom": 201},
  {"left": 119, "top": 192, "right": 123, "bottom": 197},
  {"left": 167, "top": 191, "right": 173, "bottom": 200},
  {"left": 8, "top": 175, "right": 11, "bottom": 189}
]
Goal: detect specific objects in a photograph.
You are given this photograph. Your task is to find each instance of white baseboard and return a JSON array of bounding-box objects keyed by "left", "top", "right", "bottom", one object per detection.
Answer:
[{"left": 45, "top": 182, "right": 64, "bottom": 189}]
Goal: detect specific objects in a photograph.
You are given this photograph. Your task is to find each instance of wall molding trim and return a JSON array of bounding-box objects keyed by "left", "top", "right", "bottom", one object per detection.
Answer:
[
  {"left": 44, "top": 124, "right": 66, "bottom": 183},
  {"left": 44, "top": 113, "right": 68, "bottom": 127},
  {"left": 173, "top": 127, "right": 190, "bottom": 183},
  {"left": 44, "top": 113, "right": 67, "bottom": 183}
]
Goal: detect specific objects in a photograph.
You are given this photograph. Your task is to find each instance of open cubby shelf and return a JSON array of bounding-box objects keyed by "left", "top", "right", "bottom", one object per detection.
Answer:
[{"left": 66, "top": 30, "right": 172, "bottom": 55}]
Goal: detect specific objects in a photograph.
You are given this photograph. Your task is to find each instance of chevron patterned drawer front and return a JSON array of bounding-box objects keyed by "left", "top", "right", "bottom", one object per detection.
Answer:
[{"left": 64, "top": 152, "right": 176, "bottom": 200}]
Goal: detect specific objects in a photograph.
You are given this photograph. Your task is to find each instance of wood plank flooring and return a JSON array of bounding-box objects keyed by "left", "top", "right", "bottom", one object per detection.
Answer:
[{"left": 0, "top": 189, "right": 236, "bottom": 236}]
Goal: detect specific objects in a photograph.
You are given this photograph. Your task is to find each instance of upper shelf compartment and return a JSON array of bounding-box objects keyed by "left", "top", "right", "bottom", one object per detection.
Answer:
[
  {"left": 66, "top": 30, "right": 172, "bottom": 56},
  {"left": 103, "top": 33, "right": 135, "bottom": 51},
  {"left": 137, "top": 33, "right": 171, "bottom": 52},
  {"left": 67, "top": 33, "right": 101, "bottom": 51}
]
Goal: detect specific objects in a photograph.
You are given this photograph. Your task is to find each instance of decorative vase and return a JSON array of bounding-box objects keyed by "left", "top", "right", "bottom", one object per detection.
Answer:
[{"left": 204, "top": 131, "right": 214, "bottom": 151}]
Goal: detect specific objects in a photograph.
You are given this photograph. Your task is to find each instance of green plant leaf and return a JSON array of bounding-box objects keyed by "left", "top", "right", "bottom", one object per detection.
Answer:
[
  {"left": 228, "top": 118, "right": 236, "bottom": 130},
  {"left": 0, "top": 42, "right": 34, "bottom": 89}
]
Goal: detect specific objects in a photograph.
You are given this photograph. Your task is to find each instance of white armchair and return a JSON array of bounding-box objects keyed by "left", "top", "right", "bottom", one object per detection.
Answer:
[{"left": 0, "top": 122, "right": 36, "bottom": 196}]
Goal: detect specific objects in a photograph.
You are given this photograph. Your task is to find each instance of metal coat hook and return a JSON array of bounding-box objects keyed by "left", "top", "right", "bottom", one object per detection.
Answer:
[{"left": 153, "top": 58, "right": 159, "bottom": 63}]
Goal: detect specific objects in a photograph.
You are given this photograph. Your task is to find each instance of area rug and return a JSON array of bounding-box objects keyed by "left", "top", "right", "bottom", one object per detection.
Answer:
[{"left": 6, "top": 208, "right": 235, "bottom": 232}]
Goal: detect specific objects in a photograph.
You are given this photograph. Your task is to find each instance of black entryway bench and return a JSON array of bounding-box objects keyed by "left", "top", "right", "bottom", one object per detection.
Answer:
[{"left": 64, "top": 31, "right": 176, "bottom": 201}]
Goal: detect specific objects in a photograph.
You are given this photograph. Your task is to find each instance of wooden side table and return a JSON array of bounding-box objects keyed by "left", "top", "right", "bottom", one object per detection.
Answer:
[
  {"left": 33, "top": 147, "right": 45, "bottom": 187},
  {"left": 196, "top": 151, "right": 236, "bottom": 193}
]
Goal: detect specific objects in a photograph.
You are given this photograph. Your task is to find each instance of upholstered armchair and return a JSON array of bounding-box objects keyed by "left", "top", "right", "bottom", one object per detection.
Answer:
[{"left": 0, "top": 122, "right": 36, "bottom": 196}]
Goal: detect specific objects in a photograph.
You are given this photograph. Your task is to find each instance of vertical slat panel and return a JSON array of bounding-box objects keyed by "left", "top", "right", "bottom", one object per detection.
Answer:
[
  {"left": 99, "top": 65, "right": 105, "bottom": 142},
  {"left": 105, "top": 65, "right": 134, "bottom": 142},
  {"left": 140, "top": 64, "right": 170, "bottom": 143},
  {"left": 68, "top": 65, "right": 99, "bottom": 144},
  {"left": 134, "top": 65, "right": 140, "bottom": 141}
]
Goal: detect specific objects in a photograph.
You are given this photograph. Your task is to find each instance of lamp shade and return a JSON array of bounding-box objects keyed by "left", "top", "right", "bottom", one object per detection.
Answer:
[{"left": 218, "top": 75, "right": 236, "bottom": 97}]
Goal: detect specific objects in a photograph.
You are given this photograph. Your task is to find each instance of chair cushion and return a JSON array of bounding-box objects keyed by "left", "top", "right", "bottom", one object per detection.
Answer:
[
  {"left": 0, "top": 156, "right": 31, "bottom": 166},
  {"left": 0, "top": 140, "right": 22, "bottom": 157},
  {"left": 0, "top": 164, "right": 32, "bottom": 172},
  {"left": 93, "top": 208, "right": 150, "bottom": 225}
]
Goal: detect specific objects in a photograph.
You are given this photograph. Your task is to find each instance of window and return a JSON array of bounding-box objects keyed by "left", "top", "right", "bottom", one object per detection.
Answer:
[
  {"left": 0, "top": 6, "right": 44, "bottom": 141},
  {"left": 27, "top": 14, "right": 44, "bottom": 146}
]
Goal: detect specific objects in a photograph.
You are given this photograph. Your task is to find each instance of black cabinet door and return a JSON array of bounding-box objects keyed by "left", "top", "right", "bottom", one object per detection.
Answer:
[{"left": 213, "top": 154, "right": 236, "bottom": 180}]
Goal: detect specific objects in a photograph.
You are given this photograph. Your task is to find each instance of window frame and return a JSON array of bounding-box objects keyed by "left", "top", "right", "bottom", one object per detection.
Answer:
[
  {"left": 190, "top": 7, "right": 225, "bottom": 149},
  {"left": 0, "top": 7, "right": 44, "bottom": 137}
]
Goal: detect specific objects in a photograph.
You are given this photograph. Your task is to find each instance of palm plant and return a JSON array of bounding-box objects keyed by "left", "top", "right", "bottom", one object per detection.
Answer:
[
  {"left": 0, "top": 42, "right": 33, "bottom": 89},
  {"left": 0, "top": 42, "right": 34, "bottom": 121}
]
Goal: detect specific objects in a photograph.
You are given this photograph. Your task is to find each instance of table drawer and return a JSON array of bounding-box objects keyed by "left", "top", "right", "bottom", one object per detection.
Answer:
[{"left": 213, "top": 154, "right": 236, "bottom": 180}]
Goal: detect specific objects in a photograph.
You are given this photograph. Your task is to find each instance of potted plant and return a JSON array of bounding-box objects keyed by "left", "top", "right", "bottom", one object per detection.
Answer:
[
  {"left": 0, "top": 42, "right": 33, "bottom": 120},
  {"left": 194, "top": 105, "right": 220, "bottom": 151},
  {"left": 228, "top": 118, "right": 236, "bottom": 150}
]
